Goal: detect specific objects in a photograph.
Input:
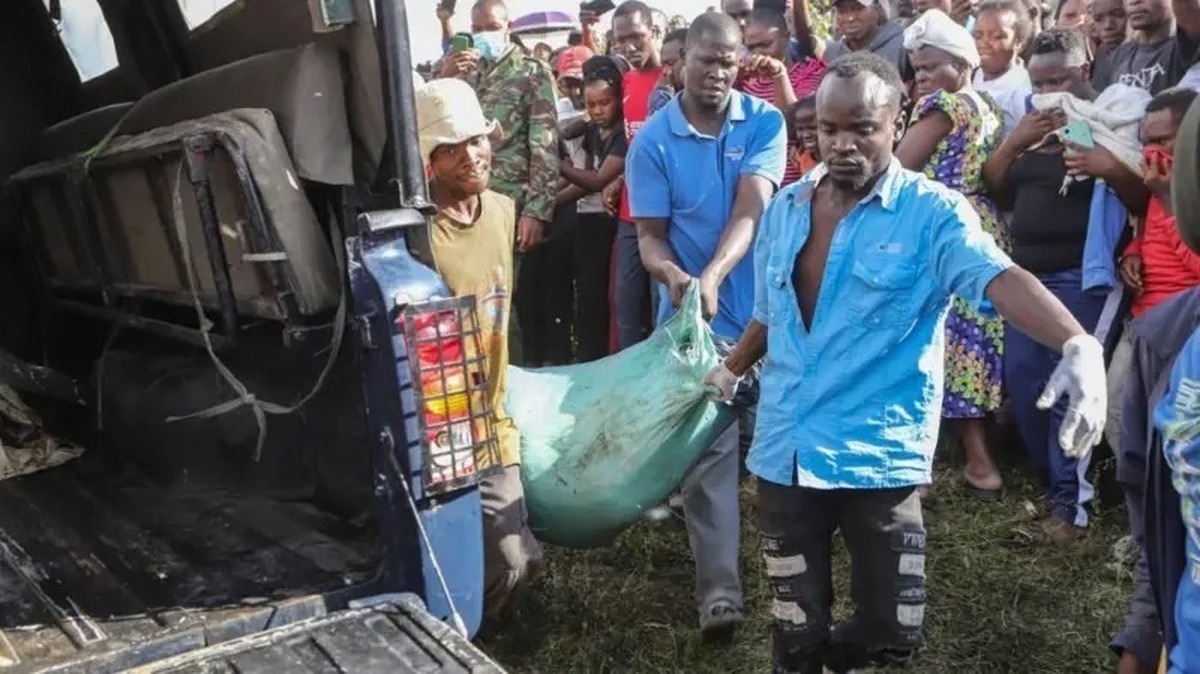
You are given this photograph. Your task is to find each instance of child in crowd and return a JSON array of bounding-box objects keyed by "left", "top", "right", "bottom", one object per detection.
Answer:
[
  {"left": 787, "top": 95, "right": 820, "bottom": 175},
  {"left": 972, "top": 0, "right": 1034, "bottom": 139},
  {"left": 555, "top": 56, "right": 627, "bottom": 362}
]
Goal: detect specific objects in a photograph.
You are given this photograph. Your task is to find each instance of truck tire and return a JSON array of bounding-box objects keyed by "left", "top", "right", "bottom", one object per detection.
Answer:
[{"left": 1173, "top": 93, "right": 1200, "bottom": 255}]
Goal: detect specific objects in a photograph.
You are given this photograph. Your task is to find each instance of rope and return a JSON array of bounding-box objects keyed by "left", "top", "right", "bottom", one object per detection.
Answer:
[
  {"left": 387, "top": 448, "right": 469, "bottom": 638},
  {"left": 162, "top": 161, "right": 348, "bottom": 460},
  {"left": 94, "top": 322, "right": 123, "bottom": 430}
]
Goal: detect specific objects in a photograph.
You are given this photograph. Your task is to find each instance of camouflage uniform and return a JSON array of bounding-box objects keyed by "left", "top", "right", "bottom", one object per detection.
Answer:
[{"left": 467, "top": 47, "right": 559, "bottom": 224}]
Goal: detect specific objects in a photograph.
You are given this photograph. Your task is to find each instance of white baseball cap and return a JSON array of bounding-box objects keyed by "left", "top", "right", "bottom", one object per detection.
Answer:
[{"left": 416, "top": 78, "right": 499, "bottom": 164}]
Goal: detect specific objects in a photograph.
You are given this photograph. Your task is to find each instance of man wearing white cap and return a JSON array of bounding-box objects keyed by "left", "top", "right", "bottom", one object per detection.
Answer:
[{"left": 414, "top": 78, "right": 542, "bottom": 619}]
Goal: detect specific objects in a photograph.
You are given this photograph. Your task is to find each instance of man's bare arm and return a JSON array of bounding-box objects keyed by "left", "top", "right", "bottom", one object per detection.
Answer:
[
  {"left": 636, "top": 217, "right": 688, "bottom": 288},
  {"left": 987, "top": 267, "right": 1086, "bottom": 350},
  {"left": 724, "top": 320, "right": 768, "bottom": 376},
  {"left": 702, "top": 175, "right": 774, "bottom": 286}
]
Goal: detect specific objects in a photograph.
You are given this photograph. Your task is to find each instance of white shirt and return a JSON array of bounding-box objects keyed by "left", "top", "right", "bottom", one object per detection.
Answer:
[
  {"left": 556, "top": 99, "right": 602, "bottom": 213},
  {"left": 973, "top": 64, "right": 1032, "bottom": 140}
]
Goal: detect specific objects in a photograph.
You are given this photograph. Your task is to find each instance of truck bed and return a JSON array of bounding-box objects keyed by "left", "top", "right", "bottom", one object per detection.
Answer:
[{"left": 0, "top": 456, "right": 379, "bottom": 673}]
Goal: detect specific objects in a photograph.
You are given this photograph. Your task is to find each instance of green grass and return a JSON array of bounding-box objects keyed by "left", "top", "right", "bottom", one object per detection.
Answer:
[{"left": 484, "top": 454, "right": 1136, "bottom": 673}]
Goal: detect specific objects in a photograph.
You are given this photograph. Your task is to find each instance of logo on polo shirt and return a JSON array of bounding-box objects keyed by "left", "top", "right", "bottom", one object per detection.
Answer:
[{"left": 725, "top": 146, "right": 745, "bottom": 162}]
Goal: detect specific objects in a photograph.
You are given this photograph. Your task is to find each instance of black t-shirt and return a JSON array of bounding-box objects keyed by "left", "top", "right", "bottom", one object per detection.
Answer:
[
  {"left": 1091, "top": 30, "right": 1200, "bottom": 94},
  {"left": 1007, "top": 149, "right": 1096, "bottom": 272},
  {"left": 582, "top": 124, "right": 627, "bottom": 171}
]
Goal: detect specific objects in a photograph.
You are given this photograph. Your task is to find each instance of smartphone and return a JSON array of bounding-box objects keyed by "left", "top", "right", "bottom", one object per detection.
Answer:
[
  {"left": 450, "top": 32, "right": 473, "bottom": 53},
  {"left": 440, "top": 0, "right": 458, "bottom": 12},
  {"left": 1060, "top": 120, "right": 1094, "bottom": 149}
]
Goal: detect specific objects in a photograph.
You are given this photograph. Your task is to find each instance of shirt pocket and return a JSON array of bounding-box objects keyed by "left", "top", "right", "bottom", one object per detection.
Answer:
[
  {"left": 763, "top": 261, "right": 796, "bottom": 327},
  {"left": 849, "top": 253, "right": 920, "bottom": 328}
]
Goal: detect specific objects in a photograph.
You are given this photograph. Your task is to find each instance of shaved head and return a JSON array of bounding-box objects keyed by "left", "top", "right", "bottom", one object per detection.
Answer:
[{"left": 686, "top": 11, "right": 743, "bottom": 48}]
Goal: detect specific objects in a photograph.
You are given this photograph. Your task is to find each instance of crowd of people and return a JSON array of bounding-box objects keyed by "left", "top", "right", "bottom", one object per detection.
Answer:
[{"left": 414, "top": 0, "right": 1200, "bottom": 671}]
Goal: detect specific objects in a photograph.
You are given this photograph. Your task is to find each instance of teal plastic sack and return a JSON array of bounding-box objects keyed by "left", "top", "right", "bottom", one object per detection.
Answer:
[{"left": 507, "top": 284, "right": 734, "bottom": 548}]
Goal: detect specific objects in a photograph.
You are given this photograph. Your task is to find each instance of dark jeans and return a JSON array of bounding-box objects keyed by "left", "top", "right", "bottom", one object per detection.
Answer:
[
  {"left": 757, "top": 480, "right": 926, "bottom": 674},
  {"left": 1110, "top": 478, "right": 1164, "bottom": 667},
  {"left": 1004, "top": 268, "right": 1105, "bottom": 527},
  {"left": 516, "top": 207, "right": 570, "bottom": 366},
  {"left": 613, "top": 221, "right": 652, "bottom": 350},
  {"left": 516, "top": 208, "right": 617, "bottom": 365},
  {"left": 566, "top": 212, "right": 617, "bottom": 362}
]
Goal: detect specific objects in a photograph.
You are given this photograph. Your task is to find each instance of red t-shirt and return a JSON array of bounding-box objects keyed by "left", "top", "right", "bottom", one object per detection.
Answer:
[
  {"left": 1124, "top": 195, "right": 1200, "bottom": 317},
  {"left": 736, "top": 58, "right": 826, "bottom": 186},
  {"left": 619, "top": 66, "right": 663, "bottom": 223}
]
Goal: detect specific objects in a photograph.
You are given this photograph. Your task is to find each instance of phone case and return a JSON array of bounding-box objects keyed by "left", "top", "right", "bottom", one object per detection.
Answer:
[
  {"left": 451, "top": 33, "right": 473, "bottom": 52},
  {"left": 1060, "top": 120, "right": 1094, "bottom": 149}
]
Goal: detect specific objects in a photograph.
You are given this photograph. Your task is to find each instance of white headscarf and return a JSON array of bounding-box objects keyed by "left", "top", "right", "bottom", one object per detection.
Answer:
[{"left": 903, "top": 9, "right": 981, "bottom": 71}]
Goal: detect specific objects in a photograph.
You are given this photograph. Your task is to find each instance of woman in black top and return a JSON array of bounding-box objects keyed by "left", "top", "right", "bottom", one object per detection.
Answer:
[
  {"left": 981, "top": 29, "right": 1110, "bottom": 541},
  {"left": 552, "top": 56, "right": 627, "bottom": 363}
]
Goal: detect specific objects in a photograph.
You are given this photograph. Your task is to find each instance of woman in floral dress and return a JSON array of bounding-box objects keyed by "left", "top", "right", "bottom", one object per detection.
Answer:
[{"left": 897, "top": 10, "right": 1008, "bottom": 497}]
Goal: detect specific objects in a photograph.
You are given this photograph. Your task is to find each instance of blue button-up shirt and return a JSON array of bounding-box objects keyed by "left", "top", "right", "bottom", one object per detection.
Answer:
[
  {"left": 1155, "top": 328, "right": 1200, "bottom": 674},
  {"left": 627, "top": 90, "right": 787, "bottom": 341},
  {"left": 749, "top": 159, "right": 1013, "bottom": 489}
]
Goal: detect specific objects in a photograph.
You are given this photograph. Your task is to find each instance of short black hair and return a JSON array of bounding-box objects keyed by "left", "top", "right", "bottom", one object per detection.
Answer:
[
  {"left": 663, "top": 28, "right": 689, "bottom": 45},
  {"left": 746, "top": 6, "right": 789, "bottom": 33},
  {"left": 613, "top": 0, "right": 654, "bottom": 25},
  {"left": 786, "top": 95, "right": 815, "bottom": 138},
  {"left": 823, "top": 51, "right": 905, "bottom": 109},
  {"left": 1147, "top": 87, "right": 1199, "bottom": 117},
  {"left": 687, "top": 11, "right": 742, "bottom": 48},
  {"left": 977, "top": 0, "right": 1034, "bottom": 45},
  {"left": 1028, "top": 28, "right": 1089, "bottom": 64},
  {"left": 568, "top": 31, "right": 584, "bottom": 46}
]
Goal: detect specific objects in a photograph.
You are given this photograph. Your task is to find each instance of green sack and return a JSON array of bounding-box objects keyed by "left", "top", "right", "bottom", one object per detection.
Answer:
[{"left": 507, "top": 284, "right": 734, "bottom": 548}]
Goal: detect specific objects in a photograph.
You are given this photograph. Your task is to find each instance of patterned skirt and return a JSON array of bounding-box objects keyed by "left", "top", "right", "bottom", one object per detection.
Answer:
[{"left": 942, "top": 297, "right": 1005, "bottom": 418}]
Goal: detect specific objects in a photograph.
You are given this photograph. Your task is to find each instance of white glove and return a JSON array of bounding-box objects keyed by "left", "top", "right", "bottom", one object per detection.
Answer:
[
  {"left": 1037, "top": 334, "right": 1107, "bottom": 458},
  {"left": 702, "top": 363, "right": 741, "bottom": 402}
]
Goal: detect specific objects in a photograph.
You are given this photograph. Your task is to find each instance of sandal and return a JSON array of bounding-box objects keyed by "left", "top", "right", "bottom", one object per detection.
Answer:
[{"left": 961, "top": 470, "right": 1002, "bottom": 501}]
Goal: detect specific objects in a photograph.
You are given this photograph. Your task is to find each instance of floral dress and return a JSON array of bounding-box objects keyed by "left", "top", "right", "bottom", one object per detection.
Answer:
[{"left": 912, "top": 88, "right": 1008, "bottom": 419}]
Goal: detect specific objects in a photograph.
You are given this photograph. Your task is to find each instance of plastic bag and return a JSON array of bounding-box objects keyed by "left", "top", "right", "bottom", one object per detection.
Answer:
[{"left": 507, "top": 284, "right": 734, "bottom": 548}]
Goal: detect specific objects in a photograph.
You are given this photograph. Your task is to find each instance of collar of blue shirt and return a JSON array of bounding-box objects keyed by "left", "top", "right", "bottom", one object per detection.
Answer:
[
  {"left": 789, "top": 156, "right": 904, "bottom": 212},
  {"left": 665, "top": 90, "right": 748, "bottom": 138}
]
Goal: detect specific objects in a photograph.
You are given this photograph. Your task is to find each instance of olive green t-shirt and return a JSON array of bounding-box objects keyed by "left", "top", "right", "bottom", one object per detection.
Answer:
[{"left": 429, "top": 189, "right": 518, "bottom": 466}]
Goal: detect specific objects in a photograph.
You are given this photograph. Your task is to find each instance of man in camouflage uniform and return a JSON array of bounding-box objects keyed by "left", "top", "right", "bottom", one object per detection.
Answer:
[{"left": 440, "top": 0, "right": 558, "bottom": 365}]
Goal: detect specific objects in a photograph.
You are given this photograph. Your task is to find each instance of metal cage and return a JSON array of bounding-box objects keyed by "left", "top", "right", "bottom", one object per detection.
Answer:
[{"left": 397, "top": 296, "right": 501, "bottom": 495}]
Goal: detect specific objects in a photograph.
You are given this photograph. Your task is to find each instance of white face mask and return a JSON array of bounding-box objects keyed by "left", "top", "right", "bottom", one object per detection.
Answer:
[{"left": 473, "top": 30, "right": 509, "bottom": 61}]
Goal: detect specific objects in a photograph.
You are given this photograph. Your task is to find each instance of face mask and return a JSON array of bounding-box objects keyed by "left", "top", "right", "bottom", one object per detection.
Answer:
[{"left": 473, "top": 31, "right": 509, "bottom": 61}]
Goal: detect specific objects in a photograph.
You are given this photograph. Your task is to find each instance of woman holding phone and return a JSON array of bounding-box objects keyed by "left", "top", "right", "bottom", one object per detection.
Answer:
[{"left": 980, "top": 29, "right": 1126, "bottom": 543}]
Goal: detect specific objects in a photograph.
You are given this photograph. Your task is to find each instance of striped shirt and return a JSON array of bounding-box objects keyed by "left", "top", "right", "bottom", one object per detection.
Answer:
[{"left": 737, "top": 58, "right": 827, "bottom": 185}]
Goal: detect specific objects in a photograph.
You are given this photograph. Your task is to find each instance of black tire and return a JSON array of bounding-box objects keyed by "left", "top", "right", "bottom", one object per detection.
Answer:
[{"left": 1172, "top": 92, "right": 1200, "bottom": 254}]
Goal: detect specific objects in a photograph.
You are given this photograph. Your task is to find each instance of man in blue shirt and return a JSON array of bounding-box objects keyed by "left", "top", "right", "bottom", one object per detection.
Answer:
[
  {"left": 627, "top": 12, "right": 787, "bottom": 639},
  {"left": 1155, "top": 327, "right": 1200, "bottom": 674},
  {"left": 706, "top": 52, "right": 1109, "bottom": 672}
]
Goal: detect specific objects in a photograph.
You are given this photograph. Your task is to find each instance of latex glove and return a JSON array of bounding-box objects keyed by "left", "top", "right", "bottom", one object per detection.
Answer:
[
  {"left": 1037, "top": 334, "right": 1107, "bottom": 458},
  {"left": 703, "top": 363, "right": 741, "bottom": 403}
]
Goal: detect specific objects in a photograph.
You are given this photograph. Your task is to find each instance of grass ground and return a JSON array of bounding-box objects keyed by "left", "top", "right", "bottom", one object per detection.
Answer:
[{"left": 484, "top": 442, "right": 1136, "bottom": 674}]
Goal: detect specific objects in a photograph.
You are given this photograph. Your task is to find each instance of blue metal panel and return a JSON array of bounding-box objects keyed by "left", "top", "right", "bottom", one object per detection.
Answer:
[{"left": 346, "top": 228, "right": 484, "bottom": 637}]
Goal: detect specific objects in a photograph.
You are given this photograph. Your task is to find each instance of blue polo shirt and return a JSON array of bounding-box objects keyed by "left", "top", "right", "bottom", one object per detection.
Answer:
[
  {"left": 626, "top": 90, "right": 787, "bottom": 341},
  {"left": 750, "top": 159, "right": 1014, "bottom": 489},
  {"left": 1156, "top": 329, "right": 1200, "bottom": 674}
]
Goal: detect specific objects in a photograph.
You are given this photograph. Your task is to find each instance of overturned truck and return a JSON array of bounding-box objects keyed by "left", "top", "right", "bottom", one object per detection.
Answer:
[{"left": 0, "top": 0, "right": 501, "bottom": 671}]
